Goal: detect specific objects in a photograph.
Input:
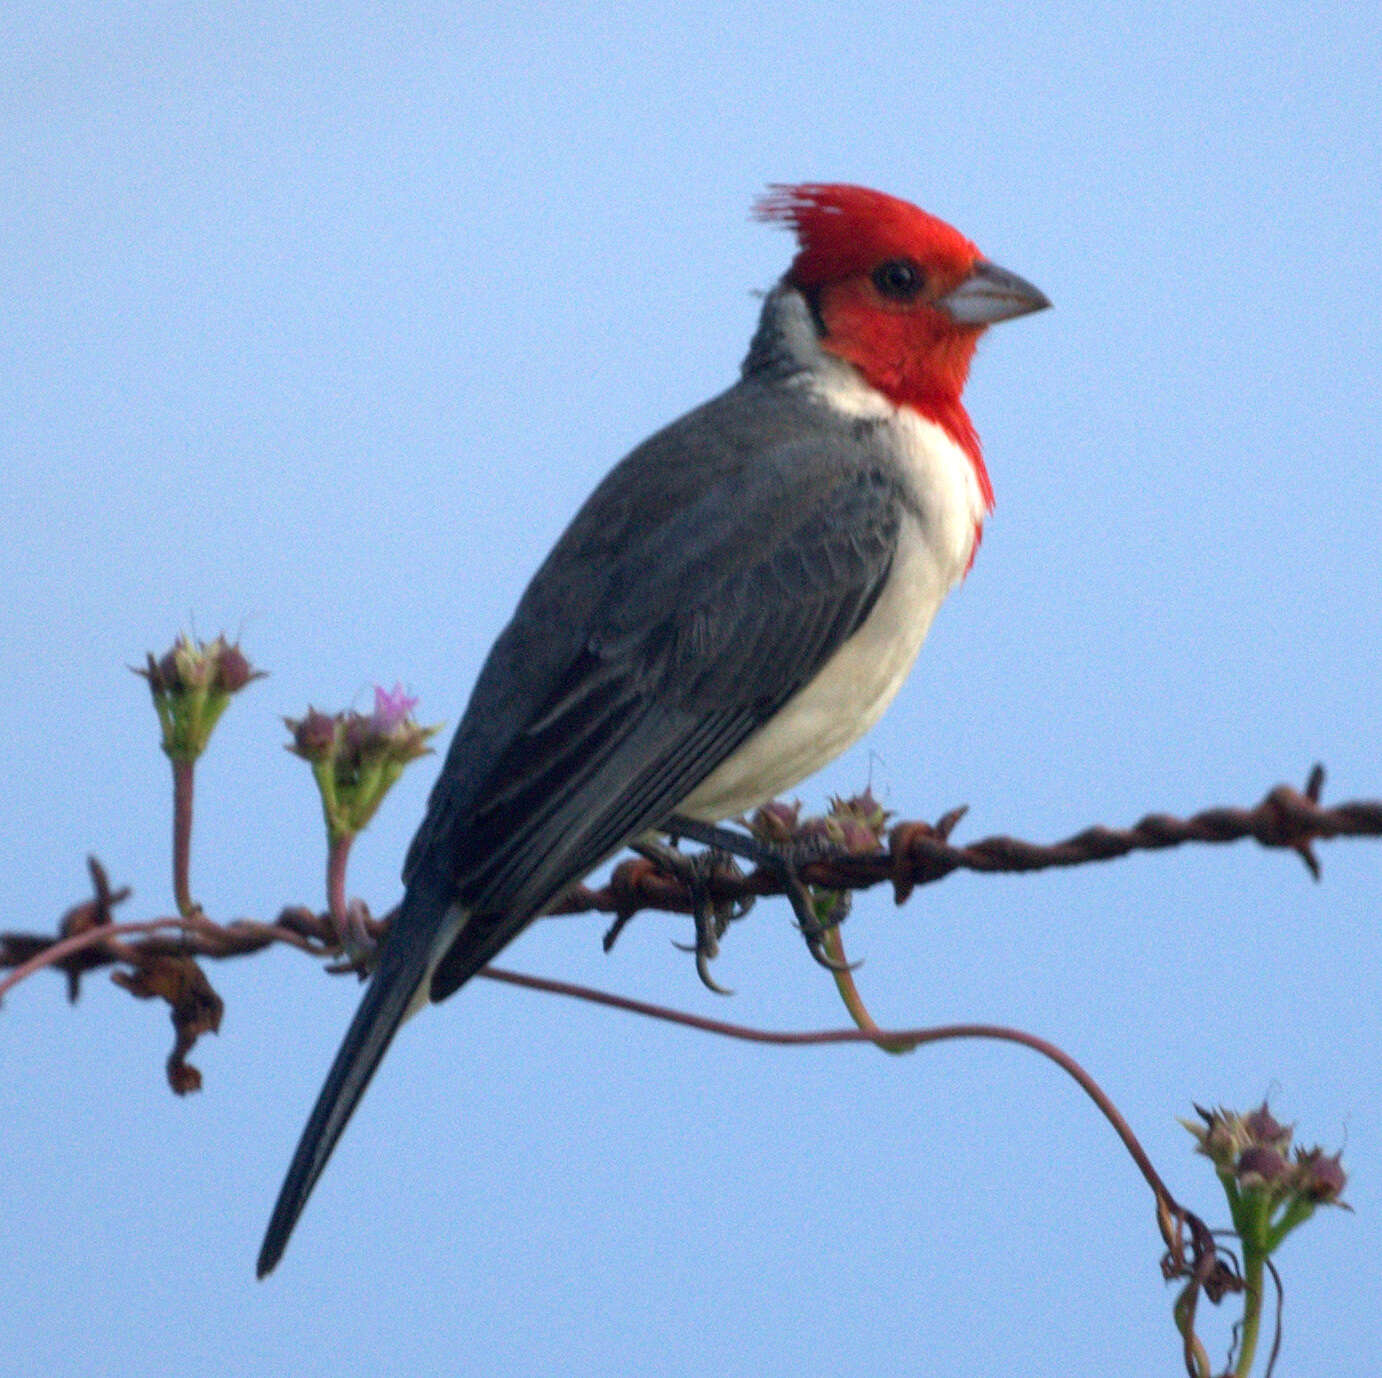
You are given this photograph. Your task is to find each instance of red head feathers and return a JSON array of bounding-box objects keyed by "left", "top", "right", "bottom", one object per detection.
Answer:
[{"left": 754, "top": 183, "right": 980, "bottom": 294}]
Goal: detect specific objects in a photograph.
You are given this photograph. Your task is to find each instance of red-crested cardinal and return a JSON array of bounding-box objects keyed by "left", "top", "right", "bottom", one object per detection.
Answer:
[{"left": 258, "top": 183, "right": 1049, "bottom": 1275}]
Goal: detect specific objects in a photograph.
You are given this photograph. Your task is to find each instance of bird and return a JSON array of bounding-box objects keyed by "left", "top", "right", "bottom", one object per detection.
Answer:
[{"left": 257, "top": 183, "right": 1049, "bottom": 1276}]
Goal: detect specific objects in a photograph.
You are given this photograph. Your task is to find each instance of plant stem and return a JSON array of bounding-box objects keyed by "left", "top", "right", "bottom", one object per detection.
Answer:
[
  {"left": 171, "top": 757, "right": 196, "bottom": 917},
  {"left": 822, "top": 925, "right": 914, "bottom": 1054},
  {"left": 325, "top": 832, "right": 354, "bottom": 944},
  {"left": 1234, "top": 1247, "right": 1265, "bottom": 1377}
]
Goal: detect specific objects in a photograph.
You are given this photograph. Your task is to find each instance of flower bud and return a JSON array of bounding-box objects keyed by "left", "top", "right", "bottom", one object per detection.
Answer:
[
  {"left": 1296, "top": 1148, "right": 1347, "bottom": 1203},
  {"left": 288, "top": 686, "right": 442, "bottom": 841},
  {"left": 748, "top": 799, "right": 801, "bottom": 844},
  {"left": 215, "top": 642, "right": 255, "bottom": 692},
  {"left": 1186, "top": 1101, "right": 1348, "bottom": 1259},
  {"left": 285, "top": 709, "right": 339, "bottom": 762},
  {"left": 820, "top": 789, "right": 892, "bottom": 853},
  {"left": 1243, "top": 1102, "right": 1290, "bottom": 1149},
  {"left": 1236, "top": 1145, "right": 1289, "bottom": 1187},
  {"left": 135, "top": 633, "right": 263, "bottom": 760}
]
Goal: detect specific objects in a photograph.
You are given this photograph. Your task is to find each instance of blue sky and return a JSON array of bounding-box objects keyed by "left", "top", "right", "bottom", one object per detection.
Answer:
[{"left": 4, "top": 4, "right": 1379, "bottom": 1374}]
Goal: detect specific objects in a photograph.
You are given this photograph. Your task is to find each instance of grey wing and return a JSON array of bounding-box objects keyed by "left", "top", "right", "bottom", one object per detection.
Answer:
[{"left": 413, "top": 440, "right": 904, "bottom": 1000}]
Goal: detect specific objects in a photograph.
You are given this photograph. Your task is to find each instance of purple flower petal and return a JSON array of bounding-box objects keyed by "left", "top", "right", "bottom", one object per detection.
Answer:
[{"left": 372, "top": 682, "right": 418, "bottom": 730}]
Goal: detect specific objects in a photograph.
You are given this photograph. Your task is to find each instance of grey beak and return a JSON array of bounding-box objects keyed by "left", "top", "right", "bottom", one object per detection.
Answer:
[{"left": 938, "top": 259, "right": 1051, "bottom": 326}]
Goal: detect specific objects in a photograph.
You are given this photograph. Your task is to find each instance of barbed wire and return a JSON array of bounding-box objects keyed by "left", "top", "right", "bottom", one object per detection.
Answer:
[
  {"left": 4, "top": 765, "right": 1376, "bottom": 1011},
  {"left": 557, "top": 763, "right": 1378, "bottom": 924}
]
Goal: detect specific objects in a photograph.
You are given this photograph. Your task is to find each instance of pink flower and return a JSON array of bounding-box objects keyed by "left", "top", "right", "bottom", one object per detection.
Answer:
[{"left": 372, "top": 682, "right": 418, "bottom": 731}]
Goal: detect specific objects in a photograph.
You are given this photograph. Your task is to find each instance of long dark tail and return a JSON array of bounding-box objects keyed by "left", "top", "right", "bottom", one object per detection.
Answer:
[{"left": 256, "top": 873, "right": 457, "bottom": 1278}]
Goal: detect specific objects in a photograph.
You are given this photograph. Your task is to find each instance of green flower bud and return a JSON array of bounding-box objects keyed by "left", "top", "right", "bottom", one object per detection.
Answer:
[
  {"left": 288, "top": 686, "right": 442, "bottom": 842},
  {"left": 136, "top": 633, "right": 263, "bottom": 760}
]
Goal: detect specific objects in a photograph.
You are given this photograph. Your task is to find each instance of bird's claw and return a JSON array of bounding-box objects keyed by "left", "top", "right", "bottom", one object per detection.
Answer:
[
  {"left": 803, "top": 931, "right": 862, "bottom": 974},
  {"left": 781, "top": 872, "right": 859, "bottom": 972},
  {"left": 640, "top": 838, "right": 739, "bottom": 994},
  {"left": 694, "top": 941, "right": 734, "bottom": 996},
  {"left": 670, "top": 902, "right": 736, "bottom": 995}
]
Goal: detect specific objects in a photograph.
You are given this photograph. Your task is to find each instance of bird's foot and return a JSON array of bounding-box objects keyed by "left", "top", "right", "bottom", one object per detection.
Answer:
[
  {"left": 776, "top": 857, "right": 857, "bottom": 973},
  {"left": 664, "top": 816, "right": 860, "bottom": 975},
  {"left": 633, "top": 837, "right": 747, "bottom": 995}
]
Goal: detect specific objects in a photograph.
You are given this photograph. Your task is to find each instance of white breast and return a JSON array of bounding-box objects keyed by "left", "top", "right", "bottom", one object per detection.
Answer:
[{"left": 679, "top": 381, "right": 985, "bottom": 822}]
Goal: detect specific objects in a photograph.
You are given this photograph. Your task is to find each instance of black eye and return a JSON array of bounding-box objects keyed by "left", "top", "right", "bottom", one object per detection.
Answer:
[{"left": 871, "top": 258, "right": 925, "bottom": 301}]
